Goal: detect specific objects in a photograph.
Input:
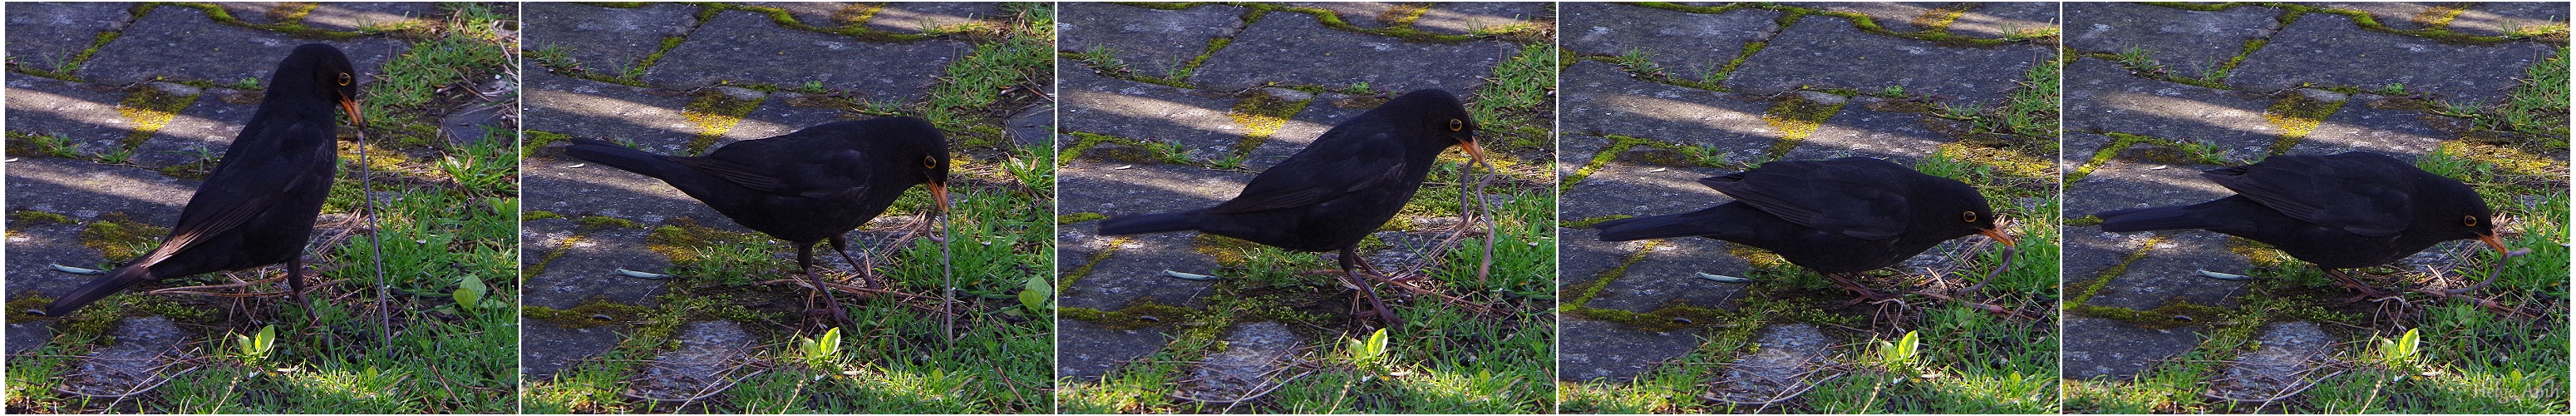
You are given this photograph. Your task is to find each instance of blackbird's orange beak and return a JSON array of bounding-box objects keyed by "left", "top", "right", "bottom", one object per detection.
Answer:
[
  {"left": 2480, "top": 234, "right": 2510, "bottom": 256},
  {"left": 1456, "top": 138, "right": 1489, "bottom": 167},
  {"left": 339, "top": 94, "right": 365, "bottom": 128},
  {"left": 1980, "top": 228, "right": 2017, "bottom": 246},
  {"left": 927, "top": 181, "right": 951, "bottom": 213}
]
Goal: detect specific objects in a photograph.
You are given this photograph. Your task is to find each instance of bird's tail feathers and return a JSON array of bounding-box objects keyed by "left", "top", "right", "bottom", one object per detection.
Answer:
[
  {"left": 42, "top": 265, "right": 154, "bottom": 317},
  {"left": 1595, "top": 214, "right": 1722, "bottom": 241},
  {"left": 2096, "top": 206, "right": 2217, "bottom": 233},
  {"left": 1098, "top": 212, "right": 1202, "bottom": 235},
  {"left": 564, "top": 138, "right": 678, "bottom": 178}
]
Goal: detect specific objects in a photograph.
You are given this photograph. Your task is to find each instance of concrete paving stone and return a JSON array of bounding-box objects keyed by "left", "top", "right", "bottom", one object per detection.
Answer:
[
  {"left": 1056, "top": 163, "right": 1257, "bottom": 309},
  {"left": 2062, "top": 225, "right": 2141, "bottom": 287},
  {"left": 1058, "top": 3, "right": 1249, "bottom": 75},
  {"left": 4, "top": 74, "right": 141, "bottom": 153},
  {"left": 1245, "top": 90, "right": 1372, "bottom": 171},
  {"left": 645, "top": 10, "right": 965, "bottom": 101},
  {"left": 3, "top": 321, "right": 52, "bottom": 355},
  {"left": 1559, "top": 3, "right": 1776, "bottom": 72},
  {"left": 522, "top": 71, "right": 699, "bottom": 151},
  {"left": 1946, "top": 2, "right": 2061, "bottom": 39},
  {"left": 1058, "top": 69, "right": 1244, "bottom": 161},
  {"left": 1006, "top": 102, "right": 1055, "bottom": 149},
  {"left": 520, "top": 226, "right": 672, "bottom": 310},
  {"left": 1056, "top": 225, "right": 1222, "bottom": 310},
  {"left": 1559, "top": 134, "right": 1608, "bottom": 179},
  {"left": 2064, "top": 58, "right": 2278, "bottom": 156},
  {"left": 2, "top": 158, "right": 198, "bottom": 304},
  {"left": 1781, "top": 2, "right": 1952, "bottom": 32},
  {"left": 3, "top": 2, "right": 138, "bottom": 69},
  {"left": 2211, "top": 320, "right": 2336, "bottom": 399},
  {"left": 2229, "top": 12, "right": 2556, "bottom": 98},
  {"left": 742, "top": 2, "right": 863, "bottom": 28},
  {"left": 1559, "top": 60, "right": 1774, "bottom": 150},
  {"left": 1579, "top": 237, "right": 1749, "bottom": 313},
  {"left": 720, "top": 92, "right": 864, "bottom": 147},
  {"left": 1709, "top": 324, "right": 1834, "bottom": 403},
  {"left": 1414, "top": 2, "right": 1552, "bottom": 36},
  {"left": 2287, "top": 94, "right": 2449, "bottom": 156},
  {"left": 1281, "top": 2, "right": 1400, "bottom": 29},
  {"left": 629, "top": 321, "right": 757, "bottom": 399},
  {"left": 2063, "top": 2, "right": 2282, "bottom": 72},
  {"left": 297, "top": 2, "right": 441, "bottom": 32},
  {"left": 1192, "top": 12, "right": 1519, "bottom": 93},
  {"left": 59, "top": 316, "right": 185, "bottom": 397},
  {"left": 1057, "top": 319, "right": 1171, "bottom": 380},
  {"left": 80, "top": 7, "right": 408, "bottom": 85},
  {"left": 1558, "top": 317, "right": 1704, "bottom": 382},
  {"left": 866, "top": 2, "right": 1008, "bottom": 34},
  {"left": 520, "top": 319, "right": 628, "bottom": 379},
  {"left": 2311, "top": 2, "right": 2441, "bottom": 32},
  {"left": 218, "top": 2, "right": 303, "bottom": 26},
  {"left": 523, "top": 2, "right": 702, "bottom": 71},
  {"left": 1559, "top": 225, "right": 1628, "bottom": 289},
  {"left": 1176, "top": 322, "right": 1305, "bottom": 402},
  {"left": 2081, "top": 231, "right": 2248, "bottom": 310},
  {"left": 2063, "top": 132, "right": 2113, "bottom": 176},
  {"left": 522, "top": 151, "right": 740, "bottom": 235},
  {"left": 1561, "top": 160, "right": 1731, "bottom": 220},
  {"left": 1781, "top": 99, "right": 1948, "bottom": 164},
  {"left": 1729, "top": 16, "right": 2050, "bottom": 106},
  {"left": 2062, "top": 315, "right": 2206, "bottom": 380},
  {"left": 2447, "top": 2, "right": 2569, "bottom": 37},
  {"left": 2065, "top": 157, "right": 2233, "bottom": 216},
  {"left": 132, "top": 87, "right": 262, "bottom": 169}
]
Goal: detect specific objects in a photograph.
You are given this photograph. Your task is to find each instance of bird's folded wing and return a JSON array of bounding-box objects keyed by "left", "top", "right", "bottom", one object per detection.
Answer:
[
  {"left": 1698, "top": 161, "right": 1909, "bottom": 240},
  {"left": 676, "top": 155, "right": 802, "bottom": 196},
  {"left": 1209, "top": 132, "right": 1406, "bottom": 214},
  {"left": 148, "top": 123, "right": 330, "bottom": 263},
  {"left": 2204, "top": 160, "right": 2409, "bottom": 236}
]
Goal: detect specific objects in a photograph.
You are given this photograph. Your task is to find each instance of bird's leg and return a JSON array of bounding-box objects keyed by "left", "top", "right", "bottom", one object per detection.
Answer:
[
  {"left": 829, "top": 235, "right": 876, "bottom": 290},
  {"left": 287, "top": 258, "right": 318, "bottom": 327},
  {"left": 1342, "top": 248, "right": 1404, "bottom": 327},
  {"left": 2322, "top": 268, "right": 2401, "bottom": 302},
  {"left": 801, "top": 244, "right": 853, "bottom": 328},
  {"left": 1825, "top": 272, "right": 1895, "bottom": 306}
]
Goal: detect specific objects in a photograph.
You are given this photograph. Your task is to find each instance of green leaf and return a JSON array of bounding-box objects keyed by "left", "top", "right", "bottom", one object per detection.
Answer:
[{"left": 1018, "top": 275, "right": 1053, "bottom": 312}]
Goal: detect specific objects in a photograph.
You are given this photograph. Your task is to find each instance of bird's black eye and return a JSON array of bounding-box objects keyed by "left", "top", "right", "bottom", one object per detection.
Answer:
[
  {"left": 2464, "top": 215, "right": 2479, "bottom": 227},
  {"left": 1962, "top": 211, "right": 1978, "bottom": 223},
  {"left": 922, "top": 156, "right": 938, "bottom": 170},
  {"left": 1448, "top": 119, "right": 1463, "bottom": 131},
  {"left": 337, "top": 72, "right": 351, "bottom": 87}
]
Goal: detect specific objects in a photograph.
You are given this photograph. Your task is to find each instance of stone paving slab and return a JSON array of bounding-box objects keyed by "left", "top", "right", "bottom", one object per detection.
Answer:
[
  {"left": 1561, "top": 161, "right": 1730, "bottom": 222},
  {"left": 81, "top": 7, "right": 411, "bottom": 84},
  {"left": 3, "top": 2, "right": 137, "bottom": 68},
  {"left": 1192, "top": 12, "right": 1519, "bottom": 93},
  {"left": 2080, "top": 232, "right": 2249, "bottom": 310},
  {"left": 1057, "top": 3, "right": 1249, "bottom": 75},
  {"left": 2445, "top": 2, "right": 2570, "bottom": 37},
  {"left": 1577, "top": 237, "right": 1749, "bottom": 313},
  {"left": 520, "top": 319, "right": 625, "bottom": 379},
  {"left": 1559, "top": 317, "right": 1704, "bottom": 382},
  {"left": 864, "top": 2, "right": 1007, "bottom": 34},
  {"left": 1058, "top": 70, "right": 1245, "bottom": 161},
  {"left": 1560, "top": 3, "right": 1776, "bottom": 72},
  {"left": 643, "top": 10, "right": 966, "bottom": 100},
  {"left": 522, "top": 71, "right": 700, "bottom": 151},
  {"left": 1412, "top": 2, "right": 1550, "bottom": 36},
  {"left": 1057, "top": 319, "right": 1170, "bottom": 380},
  {"left": 1279, "top": 2, "right": 1401, "bottom": 30},
  {"left": 2063, "top": 58, "right": 2278, "bottom": 156},
  {"left": 2227, "top": 12, "right": 2557, "bottom": 96},
  {"left": 523, "top": 2, "right": 702, "bottom": 71},
  {"left": 293, "top": 2, "right": 441, "bottom": 32},
  {"left": 2288, "top": 94, "right": 2449, "bottom": 156},
  {"left": 3, "top": 74, "right": 139, "bottom": 153},
  {"left": 1559, "top": 60, "right": 1772, "bottom": 147},
  {"left": 1781, "top": 97, "right": 1951, "bottom": 164},
  {"left": 1728, "top": 15, "right": 2049, "bottom": 106},
  {"left": 2063, "top": 3, "right": 2283, "bottom": 71},
  {"left": 131, "top": 86, "right": 261, "bottom": 169},
  {"left": 2, "top": 158, "right": 199, "bottom": 305},
  {"left": 1944, "top": 2, "right": 2061, "bottom": 39},
  {"left": 2063, "top": 315, "right": 2204, "bottom": 380}
]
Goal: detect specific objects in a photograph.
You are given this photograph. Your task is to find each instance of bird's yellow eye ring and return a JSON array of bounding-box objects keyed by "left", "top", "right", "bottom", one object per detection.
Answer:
[
  {"left": 1962, "top": 211, "right": 1978, "bottom": 222},
  {"left": 922, "top": 156, "right": 938, "bottom": 170},
  {"left": 337, "top": 73, "right": 351, "bottom": 86},
  {"left": 1448, "top": 119, "right": 1463, "bottom": 131},
  {"left": 2464, "top": 215, "right": 2479, "bottom": 226}
]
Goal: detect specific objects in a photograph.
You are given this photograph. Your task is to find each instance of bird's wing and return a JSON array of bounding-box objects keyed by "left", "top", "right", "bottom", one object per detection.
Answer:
[
  {"left": 147, "top": 122, "right": 330, "bottom": 262},
  {"left": 681, "top": 139, "right": 874, "bottom": 199},
  {"left": 1207, "top": 131, "right": 1407, "bottom": 214},
  {"left": 1697, "top": 159, "right": 1911, "bottom": 240},
  {"left": 2203, "top": 156, "right": 2410, "bottom": 236}
]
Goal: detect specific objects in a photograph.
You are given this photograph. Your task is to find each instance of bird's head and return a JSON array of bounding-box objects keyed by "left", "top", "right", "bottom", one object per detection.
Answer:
[
  {"left": 1385, "top": 89, "right": 1487, "bottom": 167},
  {"left": 280, "top": 43, "right": 363, "bottom": 128},
  {"left": 890, "top": 118, "right": 953, "bottom": 214},
  {"left": 1957, "top": 206, "right": 2016, "bottom": 248}
]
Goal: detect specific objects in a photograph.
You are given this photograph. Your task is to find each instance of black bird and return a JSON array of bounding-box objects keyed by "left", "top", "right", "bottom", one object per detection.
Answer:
[
  {"left": 1593, "top": 157, "right": 2017, "bottom": 302},
  {"left": 2095, "top": 151, "right": 2510, "bottom": 298},
  {"left": 42, "top": 44, "right": 364, "bottom": 317},
  {"left": 1096, "top": 88, "right": 1488, "bottom": 326},
  {"left": 564, "top": 117, "right": 950, "bottom": 326}
]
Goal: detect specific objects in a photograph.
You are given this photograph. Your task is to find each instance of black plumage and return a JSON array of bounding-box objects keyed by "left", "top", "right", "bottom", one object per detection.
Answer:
[
  {"left": 1097, "top": 89, "right": 1488, "bottom": 326},
  {"left": 1595, "top": 157, "right": 2017, "bottom": 300},
  {"left": 43, "top": 43, "right": 364, "bottom": 317},
  {"left": 2096, "top": 151, "right": 2507, "bottom": 297},
  {"left": 564, "top": 117, "right": 950, "bottom": 325}
]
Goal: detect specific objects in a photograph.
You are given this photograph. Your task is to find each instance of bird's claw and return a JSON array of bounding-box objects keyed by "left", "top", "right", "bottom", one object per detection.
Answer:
[
  {"left": 1161, "top": 270, "right": 1221, "bottom": 281},
  {"left": 48, "top": 264, "right": 104, "bottom": 275},
  {"left": 1692, "top": 272, "right": 1755, "bottom": 283},
  {"left": 2195, "top": 270, "right": 2253, "bottom": 281}
]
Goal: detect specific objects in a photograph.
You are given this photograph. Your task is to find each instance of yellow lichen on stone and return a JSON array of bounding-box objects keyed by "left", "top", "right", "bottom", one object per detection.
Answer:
[
  {"left": 2439, "top": 141, "right": 2565, "bottom": 177},
  {"left": 1759, "top": 94, "right": 1845, "bottom": 158},
  {"left": 680, "top": 89, "right": 764, "bottom": 154},
  {"left": 2261, "top": 92, "right": 2343, "bottom": 153},
  {"left": 115, "top": 86, "right": 199, "bottom": 147}
]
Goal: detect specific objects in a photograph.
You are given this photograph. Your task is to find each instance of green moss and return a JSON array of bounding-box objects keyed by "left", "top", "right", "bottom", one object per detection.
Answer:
[
  {"left": 1559, "top": 240, "right": 1658, "bottom": 311},
  {"left": 679, "top": 89, "right": 765, "bottom": 155},
  {"left": 114, "top": 86, "right": 201, "bottom": 149},
  {"left": 1562, "top": 215, "right": 1632, "bottom": 230},
  {"left": 1060, "top": 236, "right": 1126, "bottom": 285},
  {"left": 2261, "top": 92, "right": 2346, "bottom": 154},
  {"left": 574, "top": 215, "right": 641, "bottom": 230},
  {"left": 78, "top": 212, "right": 167, "bottom": 260},
  {"left": 2065, "top": 235, "right": 2165, "bottom": 310},
  {"left": 643, "top": 217, "right": 766, "bottom": 265},
  {"left": 1060, "top": 300, "right": 1201, "bottom": 330},
  {"left": 10, "top": 210, "right": 73, "bottom": 225},
  {"left": 523, "top": 300, "right": 653, "bottom": 329},
  {"left": 1759, "top": 93, "right": 1846, "bottom": 159},
  {"left": 1057, "top": 212, "right": 1106, "bottom": 224},
  {"left": 525, "top": 210, "right": 564, "bottom": 220},
  {"left": 1567, "top": 305, "right": 1730, "bottom": 332},
  {"left": 1224, "top": 91, "right": 1314, "bottom": 158}
]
